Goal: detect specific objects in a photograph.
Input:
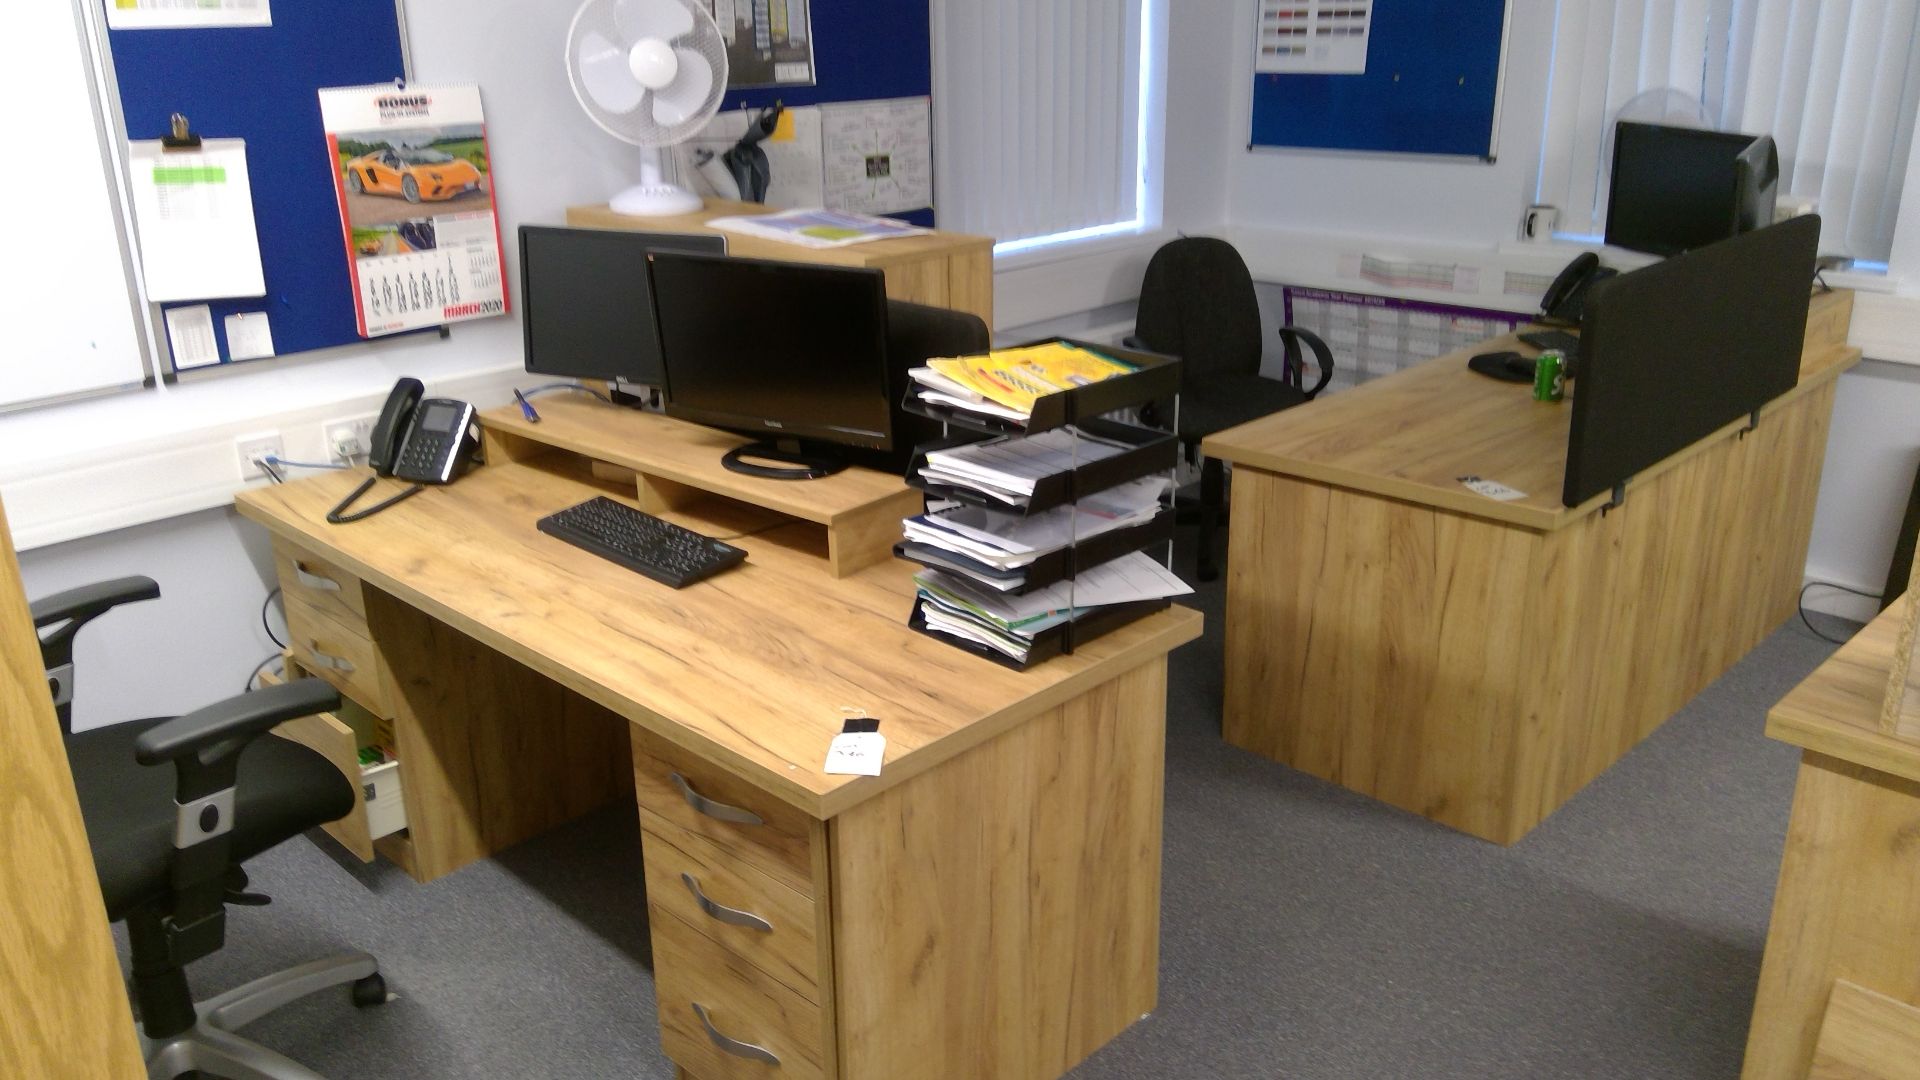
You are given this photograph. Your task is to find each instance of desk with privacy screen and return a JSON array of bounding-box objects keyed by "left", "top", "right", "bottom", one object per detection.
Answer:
[
  {"left": 235, "top": 402, "right": 1201, "bottom": 1080},
  {"left": 1203, "top": 290, "right": 1858, "bottom": 845}
]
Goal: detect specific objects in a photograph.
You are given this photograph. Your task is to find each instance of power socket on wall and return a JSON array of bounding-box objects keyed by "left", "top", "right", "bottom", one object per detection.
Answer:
[
  {"left": 233, "top": 432, "right": 284, "bottom": 481},
  {"left": 323, "top": 414, "right": 378, "bottom": 462}
]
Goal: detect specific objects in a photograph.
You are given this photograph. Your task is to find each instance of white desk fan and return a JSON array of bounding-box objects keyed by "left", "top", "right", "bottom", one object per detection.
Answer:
[{"left": 566, "top": 0, "right": 729, "bottom": 216}]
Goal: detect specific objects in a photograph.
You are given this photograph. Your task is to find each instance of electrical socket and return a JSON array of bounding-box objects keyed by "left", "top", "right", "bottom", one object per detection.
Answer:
[
  {"left": 234, "top": 432, "right": 284, "bottom": 481},
  {"left": 323, "top": 414, "right": 377, "bottom": 462}
]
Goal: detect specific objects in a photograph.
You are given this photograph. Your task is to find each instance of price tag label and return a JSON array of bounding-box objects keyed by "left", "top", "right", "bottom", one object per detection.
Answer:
[{"left": 824, "top": 718, "right": 885, "bottom": 776}]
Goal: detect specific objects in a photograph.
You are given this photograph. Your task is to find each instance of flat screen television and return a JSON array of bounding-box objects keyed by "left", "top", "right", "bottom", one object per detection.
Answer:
[{"left": 1562, "top": 214, "right": 1820, "bottom": 507}]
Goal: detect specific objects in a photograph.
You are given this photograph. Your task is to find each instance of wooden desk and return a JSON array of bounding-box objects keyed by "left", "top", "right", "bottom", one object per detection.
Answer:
[
  {"left": 566, "top": 198, "right": 996, "bottom": 328},
  {"left": 234, "top": 409, "right": 1201, "bottom": 1080},
  {"left": 1203, "top": 290, "right": 1860, "bottom": 844},
  {"left": 1744, "top": 598, "right": 1920, "bottom": 1079}
]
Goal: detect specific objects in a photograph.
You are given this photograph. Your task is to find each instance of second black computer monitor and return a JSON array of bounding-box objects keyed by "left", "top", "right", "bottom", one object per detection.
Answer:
[
  {"left": 518, "top": 225, "right": 726, "bottom": 387},
  {"left": 1605, "top": 121, "right": 1780, "bottom": 256}
]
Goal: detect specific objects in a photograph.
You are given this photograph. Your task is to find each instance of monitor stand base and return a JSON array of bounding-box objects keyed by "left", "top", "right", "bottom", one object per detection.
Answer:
[{"left": 722, "top": 441, "right": 849, "bottom": 480}]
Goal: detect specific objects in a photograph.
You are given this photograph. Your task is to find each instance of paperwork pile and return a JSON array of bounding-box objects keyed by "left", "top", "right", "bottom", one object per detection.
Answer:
[
  {"left": 914, "top": 552, "right": 1191, "bottom": 663},
  {"left": 908, "top": 341, "right": 1136, "bottom": 424},
  {"left": 900, "top": 476, "right": 1167, "bottom": 588},
  {"left": 914, "top": 427, "right": 1133, "bottom": 510}
]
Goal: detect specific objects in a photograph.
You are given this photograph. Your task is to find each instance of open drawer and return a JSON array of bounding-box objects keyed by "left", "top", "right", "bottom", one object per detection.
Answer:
[{"left": 258, "top": 662, "right": 407, "bottom": 861}]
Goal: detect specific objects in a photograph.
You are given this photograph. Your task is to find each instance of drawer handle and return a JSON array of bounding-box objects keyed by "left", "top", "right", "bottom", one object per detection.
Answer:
[
  {"left": 691, "top": 1002, "right": 780, "bottom": 1066},
  {"left": 680, "top": 873, "right": 773, "bottom": 933},
  {"left": 304, "top": 644, "right": 356, "bottom": 674},
  {"left": 670, "top": 772, "right": 763, "bottom": 826},
  {"left": 291, "top": 562, "right": 342, "bottom": 592}
]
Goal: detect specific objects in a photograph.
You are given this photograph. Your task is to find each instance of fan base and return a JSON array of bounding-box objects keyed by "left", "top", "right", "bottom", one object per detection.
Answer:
[{"left": 609, "top": 182, "right": 704, "bottom": 217}]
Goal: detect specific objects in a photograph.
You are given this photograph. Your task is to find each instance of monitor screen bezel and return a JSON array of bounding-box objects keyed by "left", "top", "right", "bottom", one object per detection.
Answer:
[{"left": 518, "top": 224, "right": 727, "bottom": 385}]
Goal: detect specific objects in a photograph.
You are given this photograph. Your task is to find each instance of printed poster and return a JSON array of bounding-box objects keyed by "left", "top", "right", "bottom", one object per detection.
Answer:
[
  {"left": 705, "top": 0, "right": 815, "bottom": 88},
  {"left": 1254, "top": 0, "right": 1372, "bottom": 75},
  {"left": 107, "top": 0, "right": 271, "bottom": 30},
  {"left": 821, "top": 97, "right": 932, "bottom": 216},
  {"left": 319, "top": 84, "right": 507, "bottom": 337}
]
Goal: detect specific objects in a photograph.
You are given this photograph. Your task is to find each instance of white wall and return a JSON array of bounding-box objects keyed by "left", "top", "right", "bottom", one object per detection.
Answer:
[{"left": 1805, "top": 361, "right": 1920, "bottom": 614}]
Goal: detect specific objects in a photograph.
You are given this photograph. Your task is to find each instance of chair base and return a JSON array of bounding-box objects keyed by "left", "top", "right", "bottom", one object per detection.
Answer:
[{"left": 142, "top": 952, "right": 382, "bottom": 1080}]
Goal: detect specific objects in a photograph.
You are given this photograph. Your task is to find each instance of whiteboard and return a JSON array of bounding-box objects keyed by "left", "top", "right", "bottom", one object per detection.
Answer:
[{"left": 2, "top": 1, "right": 148, "bottom": 410}]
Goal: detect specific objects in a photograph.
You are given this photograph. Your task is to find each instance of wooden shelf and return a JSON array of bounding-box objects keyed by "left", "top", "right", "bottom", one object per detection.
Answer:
[{"left": 480, "top": 397, "right": 922, "bottom": 578}]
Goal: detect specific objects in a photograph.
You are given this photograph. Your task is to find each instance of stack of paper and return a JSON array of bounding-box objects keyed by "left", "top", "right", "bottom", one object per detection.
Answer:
[
  {"left": 914, "top": 552, "right": 1192, "bottom": 663},
  {"left": 900, "top": 477, "right": 1167, "bottom": 589},
  {"left": 915, "top": 428, "right": 1133, "bottom": 510},
  {"left": 908, "top": 341, "right": 1136, "bottom": 424}
]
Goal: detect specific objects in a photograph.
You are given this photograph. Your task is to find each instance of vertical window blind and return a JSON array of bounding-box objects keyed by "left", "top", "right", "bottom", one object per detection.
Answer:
[
  {"left": 1537, "top": 0, "right": 1920, "bottom": 261},
  {"left": 931, "top": 0, "right": 1148, "bottom": 250}
]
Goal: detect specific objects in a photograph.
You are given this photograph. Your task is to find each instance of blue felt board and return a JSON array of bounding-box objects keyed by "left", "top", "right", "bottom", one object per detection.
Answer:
[
  {"left": 712, "top": 1, "right": 936, "bottom": 226},
  {"left": 104, "top": 0, "right": 411, "bottom": 369},
  {"left": 1250, "top": 0, "right": 1508, "bottom": 159}
]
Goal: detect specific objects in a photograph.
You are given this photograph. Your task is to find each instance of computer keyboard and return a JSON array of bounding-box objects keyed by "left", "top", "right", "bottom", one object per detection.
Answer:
[{"left": 537, "top": 496, "right": 747, "bottom": 589}]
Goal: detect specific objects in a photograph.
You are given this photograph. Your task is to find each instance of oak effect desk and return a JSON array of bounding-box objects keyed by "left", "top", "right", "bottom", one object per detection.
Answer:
[
  {"left": 1203, "top": 290, "right": 1859, "bottom": 845},
  {"left": 234, "top": 399, "right": 1201, "bottom": 1080}
]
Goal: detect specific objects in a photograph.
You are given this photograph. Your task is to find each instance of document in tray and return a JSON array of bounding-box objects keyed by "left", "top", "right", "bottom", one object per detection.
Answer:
[
  {"left": 915, "top": 551, "right": 1192, "bottom": 635},
  {"left": 903, "top": 476, "right": 1167, "bottom": 570},
  {"left": 916, "top": 428, "right": 1133, "bottom": 506},
  {"left": 918, "top": 342, "right": 1137, "bottom": 416}
]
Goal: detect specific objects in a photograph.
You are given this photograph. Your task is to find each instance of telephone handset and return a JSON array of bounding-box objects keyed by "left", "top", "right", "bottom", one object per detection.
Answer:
[
  {"left": 1539, "top": 252, "right": 1616, "bottom": 326},
  {"left": 328, "top": 378, "right": 477, "bottom": 524}
]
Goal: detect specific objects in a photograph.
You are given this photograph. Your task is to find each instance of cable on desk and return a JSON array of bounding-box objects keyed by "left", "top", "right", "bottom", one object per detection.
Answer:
[
  {"left": 261, "top": 586, "right": 285, "bottom": 649},
  {"left": 1797, "top": 580, "right": 1881, "bottom": 645}
]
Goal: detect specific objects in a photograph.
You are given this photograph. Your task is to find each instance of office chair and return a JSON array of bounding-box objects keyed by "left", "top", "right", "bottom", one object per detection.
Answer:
[
  {"left": 33, "top": 575, "right": 386, "bottom": 1080},
  {"left": 886, "top": 298, "right": 992, "bottom": 469},
  {"left": 1127, "top": 236, "right": 1333, "bottom": 581}
]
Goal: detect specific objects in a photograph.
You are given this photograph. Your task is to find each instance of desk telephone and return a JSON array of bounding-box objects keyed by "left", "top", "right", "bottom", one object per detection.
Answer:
[{"left": 327, "top": 378, "right": 477, "bottom": 524}]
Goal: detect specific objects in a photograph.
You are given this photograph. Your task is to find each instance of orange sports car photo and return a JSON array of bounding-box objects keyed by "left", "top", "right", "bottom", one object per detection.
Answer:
[{"left": 342, "top": 146, "right": 482, "bottom": 203}]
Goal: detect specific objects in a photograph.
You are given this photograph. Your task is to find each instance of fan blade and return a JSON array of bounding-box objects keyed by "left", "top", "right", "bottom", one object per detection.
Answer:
[
  {"left": 614, "top": 0, "right": 694, "bottom": 44},
  {"left": 652, "top": 48, "right": 714, "bottom": 126},
  {"left": 577, "top": 29, "right": 646, "bottom": 114}
]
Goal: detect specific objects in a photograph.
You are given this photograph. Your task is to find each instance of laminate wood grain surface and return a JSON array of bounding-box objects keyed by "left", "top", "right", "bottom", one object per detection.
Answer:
[
  {"left": 829, "top": 658, "right": 1168, "bottom": 1080},
  {"left": 236, "top": 458, "right": 1201, "bottom": 821},
  {"left": 1807, "top": 981, "right": 1920, "bottom": 1080},
  {"left": 1743, "top": 754, "right": 1920, "bottom": 1079},
  {"left": 1203, "top": 290, "right": 1859, "bottom": 531},
  {"left": 0, "top": 497, "right": 143, "bottom": 1078},
  {"left": 1769, "top": 598, "right": 1920, "bottom": 786}
]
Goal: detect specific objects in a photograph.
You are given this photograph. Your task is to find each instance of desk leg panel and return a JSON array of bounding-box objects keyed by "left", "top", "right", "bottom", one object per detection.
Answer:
[
  {"left": 827, "top": 657, "right": 1168, "bottom": 1080},
  {"left": 1222, "top": 471, "right": 1537, "bottom": 843},
  {"left": 1742, "top": 751, "right": 1920, "bottom": 1080},
  {"left": 366, "top": 589, "right": 635, "bottom": 882}
]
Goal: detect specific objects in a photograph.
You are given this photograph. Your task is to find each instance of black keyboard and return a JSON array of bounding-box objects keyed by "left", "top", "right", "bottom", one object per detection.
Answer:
[
  {"left": 537, "top": 497, "right": 747, "bottom": 589},
  {"left": 1519, "top": 329, "right": 1581, "bottom": 359}
]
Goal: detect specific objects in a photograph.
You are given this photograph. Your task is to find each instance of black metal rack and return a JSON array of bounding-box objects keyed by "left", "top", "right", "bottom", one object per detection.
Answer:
[{"left": 899, "top": 337, "right": 1182, "bottom": 671}]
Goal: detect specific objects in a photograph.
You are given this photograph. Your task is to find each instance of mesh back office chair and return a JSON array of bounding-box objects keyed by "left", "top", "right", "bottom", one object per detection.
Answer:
[
  {"left": 1128, "top": 236, "right": 1333, "bottom": 581},
  {"left": 883, "top": 298, "right": 992, "bottom": 466},
  {"left": 34, "top": 576, "right": 386, "bottom": 1080}
]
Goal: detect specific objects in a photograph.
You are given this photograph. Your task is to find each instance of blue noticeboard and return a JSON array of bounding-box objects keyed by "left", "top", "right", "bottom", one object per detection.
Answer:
[
  {"left": 1250, "top": 0, "right": 1509, "bottom": 159},
  {"left": 103, "top": 0, "right": 413, "bottom": 371},
  {"left": 714, "top": 1, "right": 936, "bottom": 226}
]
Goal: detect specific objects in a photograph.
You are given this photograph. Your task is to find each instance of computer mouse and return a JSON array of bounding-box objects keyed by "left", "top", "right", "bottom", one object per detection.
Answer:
[{"left": 1468, "top": 351, "right": 1536, "bottom": 383}]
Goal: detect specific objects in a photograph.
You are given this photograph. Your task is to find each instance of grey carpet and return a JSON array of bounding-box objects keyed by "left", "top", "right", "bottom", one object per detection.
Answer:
[{"left": 136, "top": 531, "right": 1854, "bottom": 1079}]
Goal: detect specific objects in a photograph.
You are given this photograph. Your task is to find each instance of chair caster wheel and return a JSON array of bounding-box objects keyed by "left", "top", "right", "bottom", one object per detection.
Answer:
[{"left": 351, "top": 973, "right": 389, "bottom": 1007}]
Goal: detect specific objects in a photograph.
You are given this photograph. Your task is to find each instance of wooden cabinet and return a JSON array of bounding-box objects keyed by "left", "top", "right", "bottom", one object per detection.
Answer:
[{"left": 565, "top": 199, "right": 995, "bottom": 328}]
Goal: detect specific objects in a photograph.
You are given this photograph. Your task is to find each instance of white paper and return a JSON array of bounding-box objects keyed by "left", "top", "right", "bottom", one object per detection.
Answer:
[
  {"left": 1254, "top": 0, "right": 1372, "bottom": 75},
  {"left": 107, "top": 0, "right": 270, "bottom": 30},
  {"left": 223, "top": 311, "right": 275, "bottom": 360},
  {"left": 127, "top": 140, "right": 266, "bottom": 302},
  {"left": 822, "top": 98, "right": 933, "bottom": 215},
  {"left": 320, "top": 84, "right": 507, "bottom": 337},
  {"left": 684, "top": 106, "right": 825, "bottom": 209},
  {"left": 163, "top": 305, "right": 220, "bottom": 369},
  {"left": 824, "top": 732, "right": 885, "bottom": 776},
  {"left": 1457, "top": 476, "right": 1528, "bottom": 502},
  {"left": 707, "top": 0, "right": 814, "bottom": 88}
]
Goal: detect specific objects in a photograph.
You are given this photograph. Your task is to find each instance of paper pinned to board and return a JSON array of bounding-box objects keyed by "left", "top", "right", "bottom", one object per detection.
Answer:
[
  {"left": 223, "top": 311, "right": 275, "bottom": 360},
  {"left": 108, "top": 0, "right": 271, "bottom": 29},
  {"left": 1254, "top": 0, "right": 1372, "bottom": 74},
  {"left": 163, "top": 305, "right": 220, "bottom": 369},
  {"left": 821, "top": 97, "right": 932, "bottom": 215},
  {"left": 127, "top": 139, "right": 266, "bottom": 302},
  {"left": 684, "top": 106, "right": 825, "bottom": 209}
]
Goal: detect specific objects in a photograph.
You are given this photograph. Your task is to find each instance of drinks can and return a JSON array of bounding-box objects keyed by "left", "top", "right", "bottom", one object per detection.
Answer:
[{"left": 1532, "top": 350, "right": 1566, "bottom": 402}]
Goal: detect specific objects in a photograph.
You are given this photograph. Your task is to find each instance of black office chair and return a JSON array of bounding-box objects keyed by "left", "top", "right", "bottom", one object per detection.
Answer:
[
  {"left": 34, "top": 576, "right": 386, "bottom": 1080},
  {"left": 1127, "top": 236, "right": 1333, "bottom": 581}
]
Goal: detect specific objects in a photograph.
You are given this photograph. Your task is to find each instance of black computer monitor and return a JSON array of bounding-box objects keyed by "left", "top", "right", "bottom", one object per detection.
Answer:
[
  {"left": 518, "top": 225, "right": 726, "bottom": 386},
  {"left": 1563, "top": 214, "right": 1819, "bottom": 507},
  {"left": 648, "top": 252, "right": 895, "bottom": 479},
  {"left": 1605, "top": 122, "right": 1779, "bottom": 256}
]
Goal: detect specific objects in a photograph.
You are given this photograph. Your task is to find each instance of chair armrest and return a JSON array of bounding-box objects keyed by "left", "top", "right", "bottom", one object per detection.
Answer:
[
  {"left": 136, "top": 678, "right": 340, "bottom": 800},
  {"left": 1278, "top": 325, "right": 1335, "bottom": 399},
  {"left": 30, "top": 575, "right": 160, "bottom": 629}
]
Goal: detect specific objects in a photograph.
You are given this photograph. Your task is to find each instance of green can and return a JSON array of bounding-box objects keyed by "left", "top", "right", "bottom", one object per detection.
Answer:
[{"left": 1532, "top": 349, "right": 1566, "bottom": 402}]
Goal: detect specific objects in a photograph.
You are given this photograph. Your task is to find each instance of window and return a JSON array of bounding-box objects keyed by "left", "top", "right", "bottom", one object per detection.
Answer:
[
  {"left": 931, "top": 0, "right": 1162, "bottom": 256},
  {"left": 1537, "top": 0, "right": 1920, "bottom": 262}
]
